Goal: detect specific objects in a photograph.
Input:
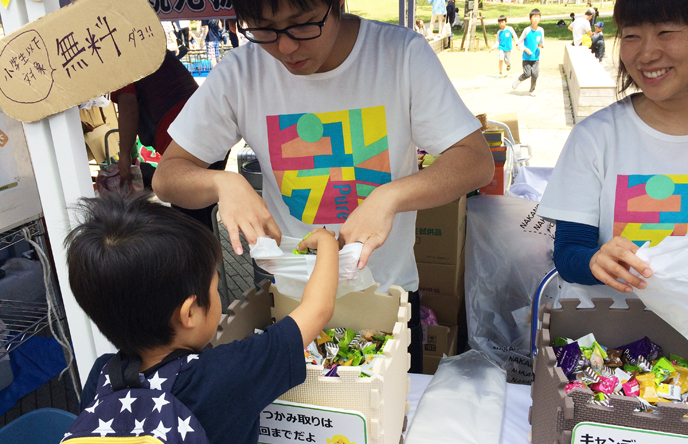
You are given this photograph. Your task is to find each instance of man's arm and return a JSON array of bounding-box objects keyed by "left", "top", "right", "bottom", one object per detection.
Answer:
[
  {"left": 153, "top": 140, "right": 282, "bottom": 255},
  {"left": 339, "top": 129, "right": 493, "bottom": 268},
  {"left": 115, "top": 92, "right": 139, "bottom": 180}
]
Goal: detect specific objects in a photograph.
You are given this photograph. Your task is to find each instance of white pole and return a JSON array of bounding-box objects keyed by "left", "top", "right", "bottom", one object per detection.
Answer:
[{"left": 2, "top": 0, "right": 115, "bottom": 388}]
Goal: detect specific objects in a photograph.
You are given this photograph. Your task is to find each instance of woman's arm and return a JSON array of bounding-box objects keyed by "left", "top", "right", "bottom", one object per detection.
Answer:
[{"left": 553, "top": 220, "right": 602, "bottom": 285}]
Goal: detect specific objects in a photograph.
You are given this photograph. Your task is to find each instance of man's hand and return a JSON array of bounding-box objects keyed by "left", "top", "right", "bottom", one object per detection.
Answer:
[
  {"left": 215, "top": 172, "right": 282, "bottom": 255},
  {"left": 338, "top": 186, "right": 396, "bottom": 269},
  {"left": 117, "top": 160, "right": 134, "bottom": 181},
  {"left": 589, "top": 236, "right": 653, "bottom": 293}
]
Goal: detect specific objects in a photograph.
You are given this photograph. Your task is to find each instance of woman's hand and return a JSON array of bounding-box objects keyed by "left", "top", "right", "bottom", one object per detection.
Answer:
[{"left": 589, "top": 236, "right": 652, "bottom": 293}]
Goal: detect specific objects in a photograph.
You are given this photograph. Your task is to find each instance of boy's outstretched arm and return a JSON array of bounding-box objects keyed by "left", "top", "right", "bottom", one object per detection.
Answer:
[{"left": 288, "top": 229, "right": 340, "bottom": 347}]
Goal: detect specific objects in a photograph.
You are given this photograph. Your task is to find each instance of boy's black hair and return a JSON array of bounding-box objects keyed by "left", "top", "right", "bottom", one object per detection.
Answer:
[
  {"left": 497, "top": 15, "right": 507, "bottom": 23},
  {"left": 614, "top": 0, "right": 688, "bottom": 95},
  {"left": 529, "top": 9, "right": 541, "bottom": 19},
  {"left": 65, "top": 192, "right": 222, "bottom": 356},
  {"left": 233, "top": 0, "right": 340, "bottom": 28}
]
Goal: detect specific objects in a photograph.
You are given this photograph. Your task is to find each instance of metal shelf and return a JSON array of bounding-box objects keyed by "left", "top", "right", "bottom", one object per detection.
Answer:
[
  {"left": 0, "top": 300, "right": 53, "bottom": 359},
  {"left": 0, "top": 220, "right": 41, "bottom": 253}
]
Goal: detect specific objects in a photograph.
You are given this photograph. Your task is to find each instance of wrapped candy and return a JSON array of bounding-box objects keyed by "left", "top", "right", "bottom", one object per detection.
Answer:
[
  {"left": 590, "top": 375, "right": 619, "bottom": 395},
  {"left": 622, "top": 379, "right": 640, "bottom": 397},
  {"left": 565, "top": 381, "right": 587, "bottom": 394},
  {"left": 553, "top": 341, "right": 583, "bottom": 379}
]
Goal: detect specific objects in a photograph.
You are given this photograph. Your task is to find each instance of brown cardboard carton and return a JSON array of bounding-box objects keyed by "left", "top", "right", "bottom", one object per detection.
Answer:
[
  {"left": 414, "top": 196, "right": 466, "bottom": 266},
  {"left": 420, "top": 292, "right": 461, "bottom": 374},
  {"left": 213, "top": 281, "right": 411, "bottom": 444},
  {"left": 488, "top": 112, "right": 520, "bottom": 144},
  {"left": 417, "top": 247, "right": 465, "bottom": 297},
  {"left": 530, "top": 298, "right": 688, "bottom": 444},
  {"left": 479, "top": 161, "right": 508, "bottom": 196}
]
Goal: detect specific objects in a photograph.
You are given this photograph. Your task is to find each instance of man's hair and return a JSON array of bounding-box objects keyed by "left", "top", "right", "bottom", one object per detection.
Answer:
[
  {"left": 233, "top": 0, "right": 340, "bottom": 27},
  {"left": 497, "top": 15, "right": 507, "bottom": 23},
  {"left": 65, "top": 192, "right": 222, "bottom": 356},
  {"left": 614, "top": 0, "right": 688, "bottom": 96},
  {"left": 529, "top": 9, "right": 541, "bottom": 19},
  {"left": 585, "top": 9, "right": 594, "bottom": 16}
]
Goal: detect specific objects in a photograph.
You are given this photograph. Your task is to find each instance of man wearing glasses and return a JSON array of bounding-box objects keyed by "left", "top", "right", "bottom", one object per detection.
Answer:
[{"left": 154, "top": 0, "right": 493, "bottom": 374}]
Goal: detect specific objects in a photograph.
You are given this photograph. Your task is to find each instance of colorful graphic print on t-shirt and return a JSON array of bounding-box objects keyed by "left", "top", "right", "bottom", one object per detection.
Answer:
[
  {"left": 614, "top": 174, "right": 688, "bottom": 246},
  {"left": 267, "top": 106, "right": 391, "bottom": 225}
]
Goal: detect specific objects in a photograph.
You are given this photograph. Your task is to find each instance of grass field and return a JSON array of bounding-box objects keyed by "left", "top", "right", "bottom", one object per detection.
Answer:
[
  {"left": 346, "top": 0, "right": 614, "bottom": 24},
  {"left": 473, "top": 14, "right": 617, "bottom": 44}
]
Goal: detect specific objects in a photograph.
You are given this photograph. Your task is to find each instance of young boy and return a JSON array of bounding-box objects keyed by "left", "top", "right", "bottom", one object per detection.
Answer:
[
  {"left": 590, "top": 21, "right": 605, "bottom": 62},
  {"left": 512, "top": 9, "right": 545, "bottom": 97},
  {"left": 67, "top": 192, "right": 339, "bottom": 444},
  {"left": 489, "top": 15, "right": 518, "bottom": 78}
]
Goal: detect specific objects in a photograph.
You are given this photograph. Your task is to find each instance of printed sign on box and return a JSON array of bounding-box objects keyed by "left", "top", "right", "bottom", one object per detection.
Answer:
[
  {"left": 572, "top": 422, "right": 688, "bottom": 444},
  {"left": 260, "top": 400, "right": 367, "bottom": 444},
  {"left": 0, "top": 0, "right": 166, "bottom": 122}
]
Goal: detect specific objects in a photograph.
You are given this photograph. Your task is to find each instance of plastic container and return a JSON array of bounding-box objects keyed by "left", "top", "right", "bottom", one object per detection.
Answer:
[
  {"left": 212, "top": 281, "right": 411, "bottom": 444},
  {"left": 529, "top": 298, "right": 688, "bottom": 444}
]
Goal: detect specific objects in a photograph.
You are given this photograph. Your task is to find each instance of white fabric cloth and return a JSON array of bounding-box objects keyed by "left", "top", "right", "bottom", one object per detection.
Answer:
[
  {"left": 168, "top": 18, "right": 480, "bottom": 293},
  {"left": 537, "top": 95, "right": 688, "bottom": 307},
  {"left": 570, "top": 16, "right": 591, "bottom": 46}
]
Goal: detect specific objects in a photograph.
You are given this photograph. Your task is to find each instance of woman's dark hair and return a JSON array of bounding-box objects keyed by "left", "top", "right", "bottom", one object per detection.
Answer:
[
  {"left": 233, "top": 0, "right": 340, "bottom": 27},
  {"left": 65, "top": 192, "right": 222, "bottom": 356},
  {"left": 614, "top": 0, "right": 688, "bottom": 95}
]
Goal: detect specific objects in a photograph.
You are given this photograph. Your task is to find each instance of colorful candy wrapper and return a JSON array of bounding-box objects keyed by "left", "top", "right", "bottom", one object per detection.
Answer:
[
  {"left": 635, "top": 372, "right": 655, "bottom": 389},
  {"left": 670, "top": 353, "right": 688, "bottom": 368},
  {"left": 316, "top": 331, "right": 332, "bottom": 345},
  {"left": 652, "top": 357, "right": 676, "bottom": 384},
  {"left": 420, "top": 306, "right": 438, "bottom": 325},
  {"left": 565, "top": 381, "right": 588, "bottom": 394},
  {"left": 587, "top": 393, "right": 610, "bottom": 407},
  {"left": 636, "top": 355, "right": 653, "bottom": 373},
  {"left": 640, "top": 385, "right": 660, "bottom": 404},
  {"left": 305, "top": 341, "right": 324, "bottom": 365},
  {"left": 325, "top": 365, "right": 339, "bottom": 377},
  {"left": 613, "top": 368, "right": 633, "bottom": 392},
  {"left": 554, "top": 341, "right": 583, "bottom": 379},
  {"left": 657, "top": 383, "right": 683, "bottom": 401},
  {"left": 605, "top": 349, "right": 624, "bottom": 368},
  {"left": 673, "top": 365, "right": 688, "bottom": 393},
  {"left": 635, "top": 396, "right": 656, "bottom": 413},
  {"left": 590, "top": 375, "right": 619, "bottom": 394},
  {"left": 324, "top": 342, "right": 339, "bottom": 367},
  {"left": 576, "top": 333, "right": 597, "bottom": 349},
  {"left": 622, "top": 379, "right": 640, "bottom": 397},
  {"left": 333, "top": 327, "right": 347, "bottom": 342},
  {"left": 554, "top": 337, "right": 572, "bottom": 347},
  {"left": 618, "top": 337, "right": 662, "bottom": 366}
]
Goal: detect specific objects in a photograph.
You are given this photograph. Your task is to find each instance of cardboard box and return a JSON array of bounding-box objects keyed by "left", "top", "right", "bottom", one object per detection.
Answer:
[
  {"left": 420, "top": 292, "right": 461, "bottom": 374},
  {"left": 417, "top": 251, "right": 465, "bottom": 297},
  {"left": 491, "top": 146, "right": 507, "bottom": 163},
  {"left": 483, "top": 130, "right": 504, "bottom": 146},
  {"left": 488, "top": 112, "right": 520, "bottom": 144},
  {"left": 414, "top": 195, "right": 466, "bottom": 265},
  {"left": 530, "top": 298, "right": 688, "bottom": 444},
  {"left": 213, "top": 282, "right": 411, "bottom": 444},
  {"left": 480, "top": 161, "right": 508, "bottom": 196}
]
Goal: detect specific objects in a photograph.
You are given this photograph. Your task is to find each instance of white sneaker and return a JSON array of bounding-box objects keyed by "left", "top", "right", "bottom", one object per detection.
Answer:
[
  {"left": 512, "top": 78, "right": 522, "bottom": 90},
  {"left": 530, "top": 90, "right": 537, "bottom": 97}
]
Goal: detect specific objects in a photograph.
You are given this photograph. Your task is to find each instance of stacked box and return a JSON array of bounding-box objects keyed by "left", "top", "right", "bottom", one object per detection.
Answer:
[
  {"left": 213, "top": 281, "right": 411, "bottom": 444},
  {"left": 530, "top": 298, "right": 688, "bottom": 444},
  {"left": 419, "top": 292, "right": 460, "bottom": 374},
  {"left": 483, "top": 130, "right": 504, "bottom": 147}
]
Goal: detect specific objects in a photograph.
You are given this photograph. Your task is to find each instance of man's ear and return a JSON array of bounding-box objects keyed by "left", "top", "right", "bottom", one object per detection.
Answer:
[{"left": 177, "top": 295, "right": 198, "bottom": 329}]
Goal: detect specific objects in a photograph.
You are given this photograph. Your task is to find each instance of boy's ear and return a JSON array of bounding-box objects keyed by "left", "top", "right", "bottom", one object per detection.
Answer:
[{"left": 177, "top": 295, "right": 199, "bottom": 329}]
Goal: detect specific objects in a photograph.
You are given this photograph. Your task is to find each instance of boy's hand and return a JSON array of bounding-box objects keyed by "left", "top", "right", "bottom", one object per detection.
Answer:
[
  {"left": 524, "top": 48, "right": 532, "bottom": 55},
  {"left": 297, "top": 228, "right": 338, "bottom": 252}
]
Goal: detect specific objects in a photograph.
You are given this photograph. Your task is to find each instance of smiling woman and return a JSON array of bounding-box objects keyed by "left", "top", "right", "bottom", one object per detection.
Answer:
[{"left": 534, "top": 0, "right": 688, "bottom": 309}]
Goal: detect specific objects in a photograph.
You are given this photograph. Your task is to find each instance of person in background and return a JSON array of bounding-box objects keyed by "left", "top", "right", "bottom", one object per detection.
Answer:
[
  {"left": 161, "top": 20, "right": 188, "bottom": 59},
  {"left": 590, "top": 21, "right": 605, "bottom": 62},
  {"left": 428, "top": 0, "right": 447, "bottom": 36},
  {"left": 70, "top": 192, "right": 340, "bottom": 444},
  {"left": 513, "top": 9, "right": 544, "bottom": 96},
  {"left": 112, "top": 50, "right": 227, "bottom": 229},
  {"left": 489, "top": 15, "right": 518, "bottom": 78},
  {"left": 446, "top": 0, "right": 456, "bottom": 31},
  {"left": 537, "top": 0, "right": 688, "bottom": 307},
  {"left": 153, "top": 0, "right": 494, "bottom": 374},
  {"left": 224, "top": 19, "right": 240, "bottom": 48},
  {"left": 569, "top": 9, "right": 593, "bottom": 46},
  {"left": 200, "top": 19, "right": 223, "bottom": 67}
]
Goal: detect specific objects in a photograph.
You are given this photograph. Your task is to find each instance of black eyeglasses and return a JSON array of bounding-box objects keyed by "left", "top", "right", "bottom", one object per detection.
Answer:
[{"left": 238, "top": 4, "right": 332, "bottom": 44}]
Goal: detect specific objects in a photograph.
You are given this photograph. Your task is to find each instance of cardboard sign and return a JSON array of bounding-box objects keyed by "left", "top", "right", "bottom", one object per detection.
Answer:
[
  {"left": 149, "top": 0, "right": 235, "bottom": 20},
  {"left": 0, "top": 0, "right": 166, "bottom": 122},
  {"left": 259, "top": 400, "right": 367, "bottom": 444},
  {"left": 572, "top": 422, "right": 688, "bottom": 444}
]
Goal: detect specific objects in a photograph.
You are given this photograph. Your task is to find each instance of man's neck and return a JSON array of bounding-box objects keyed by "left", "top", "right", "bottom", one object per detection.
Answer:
[{"left": 317, "top": 14, "right": 360, "bottom": 73}]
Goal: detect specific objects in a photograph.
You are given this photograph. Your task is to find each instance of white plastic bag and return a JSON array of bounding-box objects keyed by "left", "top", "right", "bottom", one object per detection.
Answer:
[
  {"left": 405, "top": 350, "right": 507, "bottom": 444},
  {"left": 631, "top": 235, "right": 688, "bottom": 339},
  {"left": 249, "top": 236, "right": 375, "bottom": 299},
  {"left": 465, "top": 195, "right": 555, "bottom": 383}
]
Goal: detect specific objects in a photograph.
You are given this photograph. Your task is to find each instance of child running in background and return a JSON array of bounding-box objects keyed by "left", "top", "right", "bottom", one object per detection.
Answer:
[
  {"left": 590, "top": 21, "right": 606, "bottom": 62},
  {"left": 513, "top": 9, "right": 545, "bottom": 97},
  {"left": 67, "top": 192, "right": 340, "bottom": 444},
  {"left": 489, "top": 15, "right": 518, "bottom": 78}
]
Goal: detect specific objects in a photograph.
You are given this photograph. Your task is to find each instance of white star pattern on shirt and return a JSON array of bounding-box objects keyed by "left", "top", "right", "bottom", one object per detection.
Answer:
[
  {"left": 92, "top": 418, "right": 115, "bottom": 437},
  {"left": 131, "top": 418, "right": 146, "bottom": 436},
  {"left": 187, "top": 354, "right": 199, "bottom": 363},
  {"left": 152, "top": 393, "right": 170, "bottom": 413},
  {"left": 148, "top": 371, "right": 167, "bottom": 390},
  {"left": 103, "top": 374, "right": 111, "bottom": 387},
  {"left": 119, "top": 390, "right": 137, "bottom": 412},
  {"left": 152, "top": 420, "right": 172, "bottom": 441},
  {"left": 84, "top": 399, "right": 102, "bottom": 413},
  {"left": 178, "top": 416, "right": 195, "bottom": 440}
]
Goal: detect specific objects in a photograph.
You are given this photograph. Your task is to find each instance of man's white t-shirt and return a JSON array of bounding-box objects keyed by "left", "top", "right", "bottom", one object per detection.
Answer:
[
  {"left": 571, "top": 16, "right": 591, "bottom": 46},
  {"left": 168, "top": 18, "right": 481, "bottom": 293},
  {"left": 537, "top": 96, "right": 688, "bottom": 306}
]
